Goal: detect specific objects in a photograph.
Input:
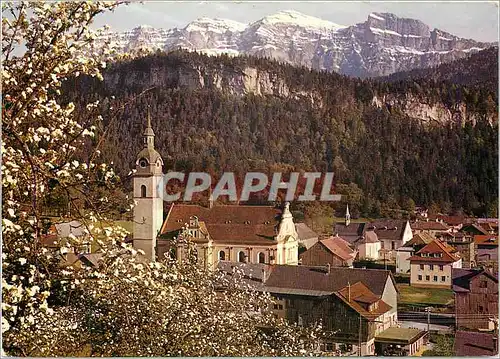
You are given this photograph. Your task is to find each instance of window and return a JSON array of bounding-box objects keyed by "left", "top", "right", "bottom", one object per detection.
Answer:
[
  {"left": 258, "top": 252, "right": 265, "bottom": 264},
  {"left": 420, "top": 264, "right": 424, "bottom": 270},
  {"left": 391, "top": 241, "right": 396, "bottom": 250},
  {"left": 326, "top": 343, "right": 334, "bottom": 352},
  {"left": 479, "top": 305, "right": 484, "bottom": 313},
  {"left": 238, "top": 251, "right": 246, "bottom": 263},
  {"left": 425, "top": 275, "right": 430, "bottom": 281},
  {"left": 141, "top": 185, "right": 146, "bottom": 198},
  {"left": 480, "top": 280, "right": 488, "bottom": 288},
  {"left": 441, "top": 276, "right": 446, "bottom": 282},
  {"left": 219, "top": 250, "right": 226, "bottom": 261},
  {"left": 429, "top": 264, "right": 434, "bottom": 271},
  {"left": 418, "top": 275, "right": 423, "bottom": 281},
  {"left": 433, "top": 276, "right": 438, "bottom": 282},
  {"left": 439, "top": 265, "right": 444, "bottom": 271}
]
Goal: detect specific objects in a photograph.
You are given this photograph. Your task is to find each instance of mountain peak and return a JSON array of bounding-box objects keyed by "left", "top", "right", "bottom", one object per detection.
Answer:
[
  {"left": 184, "top": 17, "right": 247, "bottom": 33},
  {"left": 258, "top": 9, "right": 346, "bottom": 31}
]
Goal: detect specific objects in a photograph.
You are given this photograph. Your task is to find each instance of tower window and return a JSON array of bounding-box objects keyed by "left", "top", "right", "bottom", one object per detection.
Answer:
[
  {"left": 141, "top": 185, "right": 147, "bottom": 198},
  {"left": 139, "top": 159, "right": 147, "bottom": 168},
  {"left": 238, "top": 251, "right": 246, "bottom": 263},
  {"left": 258, "top": 252, "right": 265, "bottom": 264}
]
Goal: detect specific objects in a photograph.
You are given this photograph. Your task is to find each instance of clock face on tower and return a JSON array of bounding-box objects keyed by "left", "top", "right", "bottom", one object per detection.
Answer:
[{"left": 139, "top": 158, "right": 148, "bottom": 168}]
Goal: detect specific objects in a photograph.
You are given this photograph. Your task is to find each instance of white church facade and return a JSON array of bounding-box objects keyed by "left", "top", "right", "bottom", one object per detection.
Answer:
[{"left": 132, "top": 117, "right": 299, "bottom": 267}]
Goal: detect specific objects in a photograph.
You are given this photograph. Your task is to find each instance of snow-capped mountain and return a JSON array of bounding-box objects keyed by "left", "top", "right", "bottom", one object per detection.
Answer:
[{"left": 100, "top": 10, "right": 493, "bottom": 77}]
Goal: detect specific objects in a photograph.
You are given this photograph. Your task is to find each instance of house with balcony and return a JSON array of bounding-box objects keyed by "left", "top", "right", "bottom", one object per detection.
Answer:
[{"left": 409, "top": 239, "right": 462, "bottom": 288}]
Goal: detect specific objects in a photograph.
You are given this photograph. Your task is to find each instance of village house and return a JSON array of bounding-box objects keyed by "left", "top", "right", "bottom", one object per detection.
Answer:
[
  {"left": 374, "top": 327, "right": 427, "bottom": 356},
  {"left": 474, "top": 235, "right": 498, "bottom": 274},
  {"left": 353, "top": 231, "right": 381, "bottom": 261},
  {"left": 452, "top": 268, "right": 499, "bottom": 331},
  {"left": 131, "top": 117, "right": 298, "bottom": 265},
  {"left": 396, "top": 232, "right": 437, "bottom": 274},
  {"left": 261, "top": 265, "right": 399, "bottom": 356},
  {"left": 39, "top": 220, "right": 102, "bottom": 268},
  {"left": 411, "top": 219, "right": 451, "bottom": 237},
  {"left": 477, "top": 218, "right": 499, "bottom": 235},
  {"left": 368, "top": 219, "right": 413, "bottom": 261},
  {"left": 334, "top": 206, "right": 412, "bottom": 261},
  {"left": 299, "top": 235, "right": 357, "bottom": 267},
  {"left": 460, "top": 223, "right": 489, "bottom": 239},
  {"left": 435, "top": 215, "right": 470, "bottom": 230},
  {"left": 409, "top": 239, "right": 462, "bottom": 288},
  {"left": 217, "top": 263, "right": 427, "bottom": 356},
  {"left": 438, "top": 232, "right": 475, "bottom": 269},
  {"left": 395, "top": 246, "right": 413, "bottom": 274}
]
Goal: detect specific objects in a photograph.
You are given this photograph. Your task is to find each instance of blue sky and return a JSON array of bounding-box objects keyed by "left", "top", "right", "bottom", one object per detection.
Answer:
[{"left": 93, "top": 1, "right": 499, "bottom": 42}]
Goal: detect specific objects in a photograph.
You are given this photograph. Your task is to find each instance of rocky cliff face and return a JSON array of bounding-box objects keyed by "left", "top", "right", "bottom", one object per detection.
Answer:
[
  {"left": 99, "top": 10, "right": 493, "bottom": 78},
  {"left": 103, "top": 56, "right": 494, "bottom": 125}
]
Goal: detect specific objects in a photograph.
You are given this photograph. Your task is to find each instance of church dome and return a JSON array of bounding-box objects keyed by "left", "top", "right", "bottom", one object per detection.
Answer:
[{"left": 136, "top": 147, "right": 162, "bottom": 165}]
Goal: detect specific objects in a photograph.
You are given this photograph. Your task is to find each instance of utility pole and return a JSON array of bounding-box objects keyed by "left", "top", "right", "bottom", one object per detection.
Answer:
[
  {"left": 358, "top": 313, "right": 362, "bottom": 356},
  {"left": 425, "top": 307, "right": 431, "bottom": 342}
]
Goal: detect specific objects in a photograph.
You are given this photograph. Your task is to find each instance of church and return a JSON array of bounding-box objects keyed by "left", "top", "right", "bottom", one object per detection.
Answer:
[{"left": 132, "top": 117, "right": 299, "bottom": 267}]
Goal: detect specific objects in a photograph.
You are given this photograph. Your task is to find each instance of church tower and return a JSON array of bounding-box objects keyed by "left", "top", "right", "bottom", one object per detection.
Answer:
[
  {"left": 133, "top": 111, "right": 164, "bottom": 261},
  {"left": 345, "top": 204, "right": 351, "bottom": 226}
]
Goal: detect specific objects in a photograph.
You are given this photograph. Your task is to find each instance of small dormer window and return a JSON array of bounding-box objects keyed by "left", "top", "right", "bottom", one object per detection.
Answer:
[{"left": 139, "top": 159, "right": 148, "bottom": 168}]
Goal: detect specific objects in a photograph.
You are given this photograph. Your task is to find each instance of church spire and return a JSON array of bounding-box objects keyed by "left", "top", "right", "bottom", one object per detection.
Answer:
[
  {"left": 345, "top": 204, "right": 351, "bottom": 226},
  {"left": 143, "top": 107, "right": 155, "bottom": 149}
]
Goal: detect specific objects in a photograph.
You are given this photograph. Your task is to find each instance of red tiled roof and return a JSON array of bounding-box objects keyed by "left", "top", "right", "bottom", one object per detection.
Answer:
[
  {"left": 319, "top": 236, "right": 356, "bottom": 261},
  {"left": 436, "top": 215, "right": 469, "bottom": 226},
  {"left": 409, "top": 239, "right": 460, "bottom": 263},
  {"left": 460, "top": 224, "right": 489, "bottom": 235},
  {"left": 478, "top": 222, "right": 498, "bottom": 233},
  {"left": 336, "top": 281, "right": 392, "bottom": 320},
  {"left": 406, "top": 232, "right": 435, "bottom": 246},
  {"left": 411, "top": 221, "right": 450, "bottom": 231},
  {"left": 160, "top": 204, "right": 280, "bottom": 244},
  {"left": 204, "top": 223, "right": 276, "bottom": 245},
  {"left": 474, "top": 235, "right": 499, "bottom": 245}
]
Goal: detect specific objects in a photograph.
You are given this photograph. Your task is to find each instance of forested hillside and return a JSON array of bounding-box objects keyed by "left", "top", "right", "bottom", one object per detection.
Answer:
[
  {"left": 64, "top": 50, "right": 498, "bottom": 217},
  {"left": 383, "top": 47, "right": 498, "bottom": 94}
]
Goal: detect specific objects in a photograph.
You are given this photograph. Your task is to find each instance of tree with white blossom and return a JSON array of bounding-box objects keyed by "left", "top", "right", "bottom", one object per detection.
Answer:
[{"left": 2, "top": 1, "right": 329, "bottom": 356}]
